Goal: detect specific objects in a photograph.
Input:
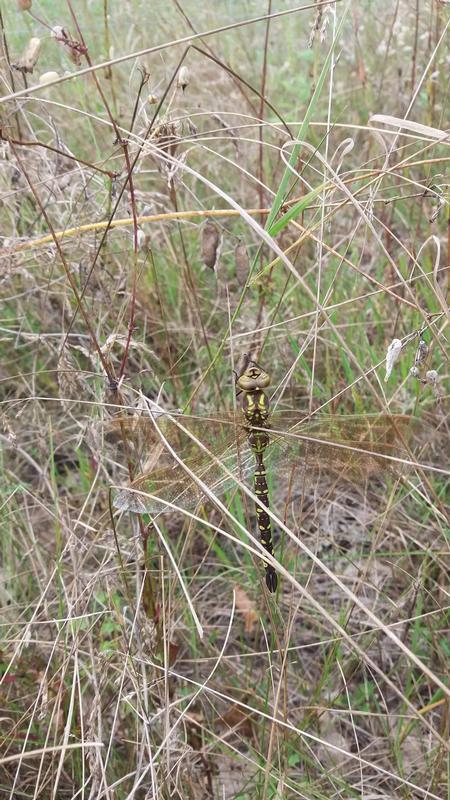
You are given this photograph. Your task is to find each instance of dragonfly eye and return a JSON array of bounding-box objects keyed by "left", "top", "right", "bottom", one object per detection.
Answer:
[{"left": 237, "top": 366, "right": 271, "bottom": 391}]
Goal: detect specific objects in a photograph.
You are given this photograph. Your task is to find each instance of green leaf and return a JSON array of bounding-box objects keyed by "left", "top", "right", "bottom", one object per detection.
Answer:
[{"left": 268, "top": 184, "right": 325, "bottom": 237}]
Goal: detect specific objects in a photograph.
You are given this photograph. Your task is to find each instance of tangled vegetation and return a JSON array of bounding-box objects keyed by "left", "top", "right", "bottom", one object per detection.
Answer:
[{"left": 0, "top": 2, "right": 448, "bottom": 798}]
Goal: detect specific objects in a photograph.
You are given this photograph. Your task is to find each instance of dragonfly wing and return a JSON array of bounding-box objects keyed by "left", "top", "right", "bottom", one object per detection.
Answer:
[
  {"left": 110, "top": 412, "right": 418, "bottom": 512},
  {"left": 264, "top": 413, "right": 418, "bottom": 481},
  {"left": 113, "top": 429, "right": 255, "bottom": 515}
]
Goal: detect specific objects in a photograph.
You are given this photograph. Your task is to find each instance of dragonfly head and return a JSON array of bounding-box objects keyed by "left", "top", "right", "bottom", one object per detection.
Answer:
[{"left": 236, "top": 362, "right": 271, "bottom": 392}]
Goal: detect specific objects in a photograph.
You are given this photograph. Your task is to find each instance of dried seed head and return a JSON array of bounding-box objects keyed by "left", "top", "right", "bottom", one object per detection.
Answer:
[
  {"left": 177, "top": 65, "right": 190, "bottom": 92},
  {"left": 99, "top": 333, "right": 128, "bottom": 357},
  {"left": 39, "top": 71, "right": 59, "bottom": 85},
  {"left": 426, "top": 369, "right": 443, "bottom": 399},
  {"left": 12, "top": 37, "right": 41, "bottom": 74},
  {"left": 308, "top": 7, "right": 322, "bottom": 47},
  {"left": 187, "top": 118, "right": 198, "bottom": 136},
  {"left": 384, "top": 338, "right": 402, "bottom": 382},
  {"left": 409, "top": 366, "right": 420, "bottom": 379},
  {"left": 137, "top": 229, "right": 151, "bottom": 252},
  {"left": 51, "top": 25, "right": 65, "bottom": 39},
  {"left": 151, "top": 120, "right": 179, "bottom": 156},
  {"left": 17, "top": 0, "right": 32, "bottom": 9},
  {"left": 147, "top": 94, "right": 159, "bottom": 105},
  {"left": 415, "top": 338, "right": 429, "bottom": 366},
  {"left": 320, "top": 6, "right": 333, "bottom": 43},
  {"left": 201, "top": 220, "right": 221, "bottom": 271},
  {"left": 1, "top": 413, "right": 16, "bottom": 448},
  {"left": 51, "top": 25, "right": 85, "bottom": 66},
  {"left": 235, "top": 240, "right": 249, "bottom": 286},
  {"left": 57, "top": 349, "right": 88, "bottom": 412},
  {"left": 429, "top": 194, "right": 446, "bottom": 223}
]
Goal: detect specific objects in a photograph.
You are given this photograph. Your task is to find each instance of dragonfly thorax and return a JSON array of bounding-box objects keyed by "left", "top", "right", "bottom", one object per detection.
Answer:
[{"left": 241, "top": 388, "right": 270, "bottom": 427}]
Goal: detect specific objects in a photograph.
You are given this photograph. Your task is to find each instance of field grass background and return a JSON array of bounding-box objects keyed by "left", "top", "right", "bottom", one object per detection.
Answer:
[{"left": 0, "top": 2, "right": 449, "bottom": 798}]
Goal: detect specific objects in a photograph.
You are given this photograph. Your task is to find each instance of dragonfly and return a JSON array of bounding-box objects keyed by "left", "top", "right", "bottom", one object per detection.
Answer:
[{"left": 104, "top": 361, "right": 416, "bottom": 593}]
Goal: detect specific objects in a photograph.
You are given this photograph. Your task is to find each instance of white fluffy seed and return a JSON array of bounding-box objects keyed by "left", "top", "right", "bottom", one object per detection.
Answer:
[{"left": 384, "top": 338, "right": 402, "bottom": 382}]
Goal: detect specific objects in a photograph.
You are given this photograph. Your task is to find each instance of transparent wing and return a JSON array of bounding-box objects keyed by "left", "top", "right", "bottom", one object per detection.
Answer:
[
  {"left": 109, "top": 412, "right": 418, "bottom": 515},
  {"left": 266, "top": 412, "right": 417, "bottom": 478},
  {"left": 102, "top": 411, "right": 250, "bottom": 514},
  {"left": 114, "top": 437, "right": 255, "bottom": 514}
]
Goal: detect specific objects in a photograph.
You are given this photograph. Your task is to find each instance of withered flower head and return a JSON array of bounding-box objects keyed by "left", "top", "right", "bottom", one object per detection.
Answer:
[
  {"left": 177, "top": 66, "right": 190, "bottom": 92},
  {"left": 12, "top": 37, "right": 41, "bottom": 74}
]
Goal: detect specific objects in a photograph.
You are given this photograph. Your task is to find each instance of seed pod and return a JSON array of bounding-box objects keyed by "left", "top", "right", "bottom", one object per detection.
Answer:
[
  {"left": 39, "top": 71, "right": 59, "bottom": 85},
  {"left": 177, "top": 65, "right": 190, "bottom": 92},
  {"left": 201, "top": 220, "right": 221, "bottom": 271},
  {"left": 234, "top": 240, "right": 249, "bottom": 286},
  {"left": 17, "top": 0, "right": 32, "bottom": 9},
  {"left": 12, "top": 37, "right": 41, "bottom": 73}
]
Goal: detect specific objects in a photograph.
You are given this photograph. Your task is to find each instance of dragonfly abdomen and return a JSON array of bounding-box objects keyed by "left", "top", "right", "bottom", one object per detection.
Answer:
[
  {"left": 238, "top": 368, "right": 278, "bottom": 593},
  {"left": 254, "top": 447, "right": 277, "bottom": 593}
]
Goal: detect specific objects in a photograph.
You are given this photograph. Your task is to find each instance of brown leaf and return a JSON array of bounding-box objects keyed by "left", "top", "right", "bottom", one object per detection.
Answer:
[
  {"left": 168, "top": 640, "right": 180, "bottom": 666},
  {"left": 220, "top": 703, "right": 254, "bottom": 739}
]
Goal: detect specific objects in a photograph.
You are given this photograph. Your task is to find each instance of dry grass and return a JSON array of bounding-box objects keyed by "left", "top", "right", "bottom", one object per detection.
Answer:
[{"left": 0, "top": 1, "right": 449, "bottom": 798}]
